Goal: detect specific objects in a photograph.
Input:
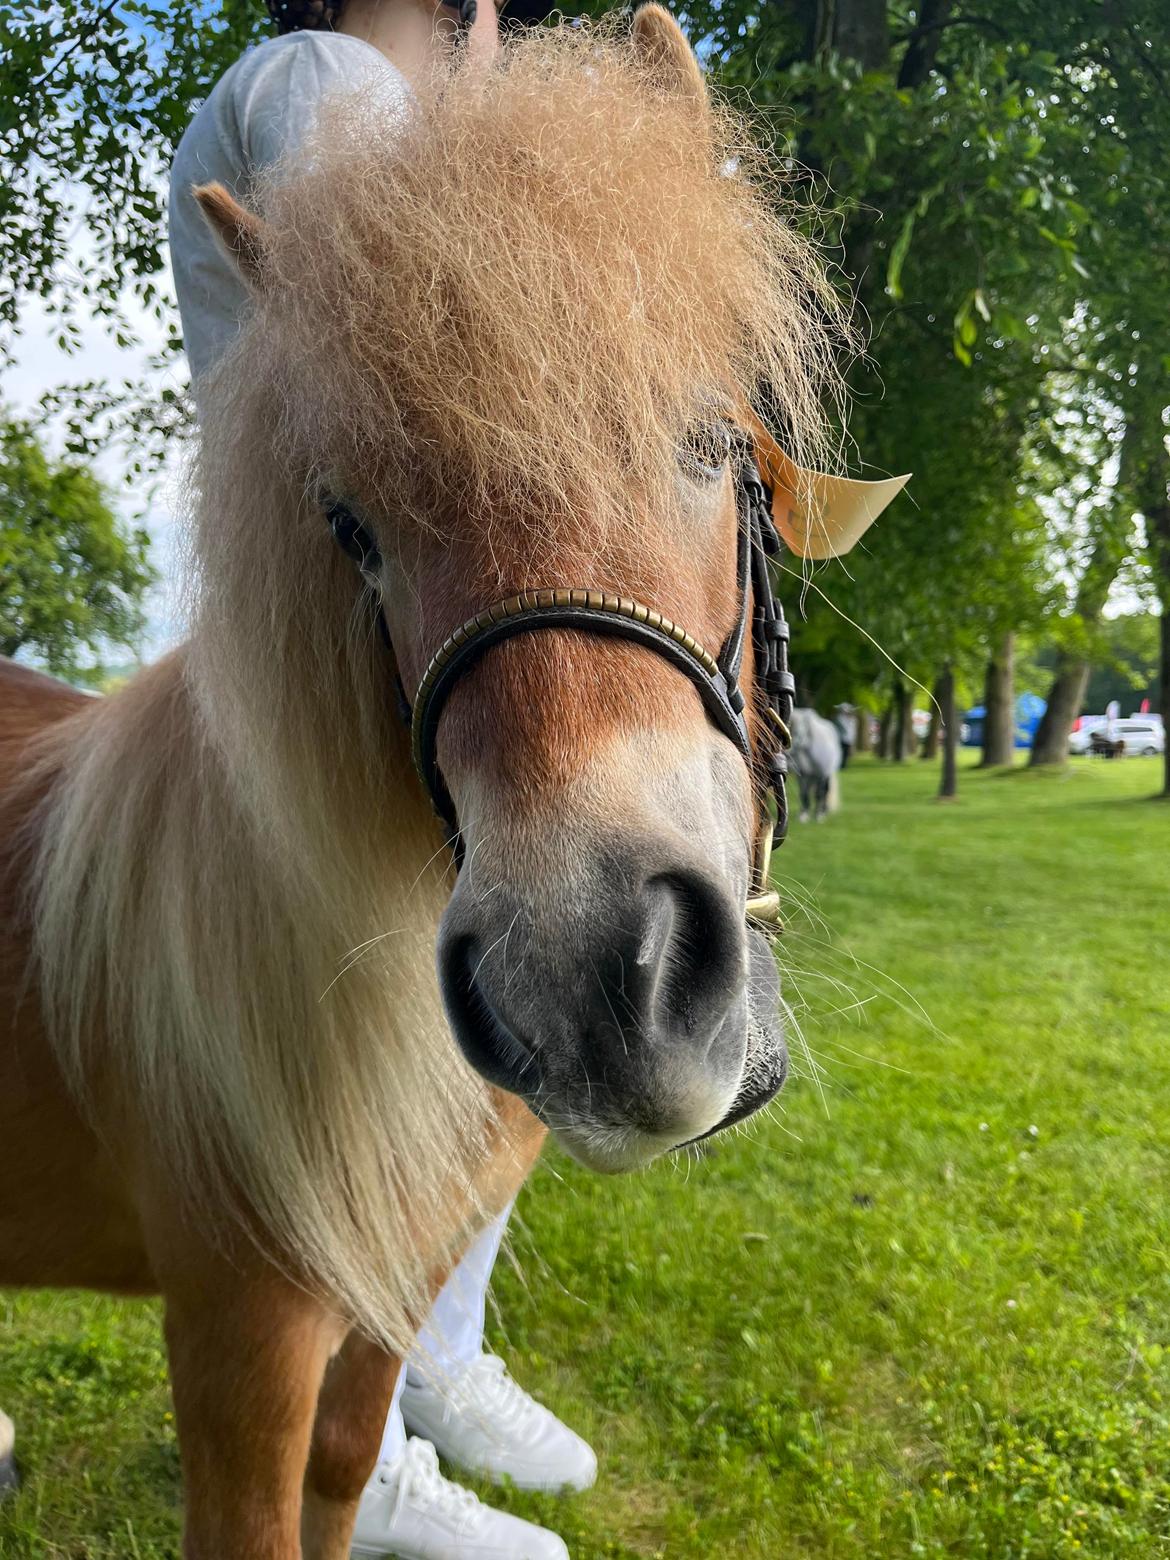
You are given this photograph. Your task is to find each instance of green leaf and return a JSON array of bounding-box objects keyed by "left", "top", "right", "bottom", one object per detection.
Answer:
[{"left": 885, "top": 209, "right": 916, "bottom": 301}]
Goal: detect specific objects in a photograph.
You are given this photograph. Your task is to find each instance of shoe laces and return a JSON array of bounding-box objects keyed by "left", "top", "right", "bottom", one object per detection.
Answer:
[
  {"left": 458, "top": 1353, "right": 543, "bottom": 1433},
  {"left": 385, "top": 1437, "right": 485, "bottom": 1533}
]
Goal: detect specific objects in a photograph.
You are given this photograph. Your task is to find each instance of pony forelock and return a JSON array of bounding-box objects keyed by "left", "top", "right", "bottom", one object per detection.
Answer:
[{"left": 235, "top": 21, "right": 849, "bottom": 548}]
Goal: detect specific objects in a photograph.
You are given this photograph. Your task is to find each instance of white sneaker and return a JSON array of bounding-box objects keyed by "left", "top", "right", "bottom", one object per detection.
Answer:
[
  {"left": 401, "top": 1356, "right": 597, "bottom": 1494},
  {"left": 351, "top": 1437, "right": 569, "bottom": 1560}
]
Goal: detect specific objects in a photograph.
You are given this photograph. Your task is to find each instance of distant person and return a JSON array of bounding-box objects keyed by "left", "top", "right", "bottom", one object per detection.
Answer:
[{"left": 833, "top": 703, "right": 858, "bottom": 768}]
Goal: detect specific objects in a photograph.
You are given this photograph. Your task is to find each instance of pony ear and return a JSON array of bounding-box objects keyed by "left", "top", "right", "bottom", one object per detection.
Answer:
[
  {"left": 631, "top": 4, "right": 708, "bottom": 113},
  {"left": 193, "top": 183, "right": 268, "bottom": 289}
]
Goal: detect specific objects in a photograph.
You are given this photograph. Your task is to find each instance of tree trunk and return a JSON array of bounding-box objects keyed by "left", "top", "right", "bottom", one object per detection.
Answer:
[
  {"left": 897, "top": 0, "right": 954, "bottom": 87},
  {"left": 854, "top": 706, "right": 871, "bottom": 755},
  {"left": 938, "top": 664, "right": 958, "bottom": 799},
  {"left": 1124, "top": 391, "right": 1170, "bottom": 796},
  {"left": 878, "top": 697, "right": 895, "bottom": 758},
  {"left": 827, "top": 0, "right": 890, "bottom": 69},
  {"left": 980, "top": 630, "right": 1016, "bottom": 767},
  {"left": 800, "top": 0, "right": 891, "bottom": 290},
  {"left": 1030, "top": 419, "right": 1144, "bottom": 768},
  {"left": 1030, "top": 656, "right": 1091, "bottom": 766},
  {"left": 922, "top": 674, "right": 942, "bottom": 758}
]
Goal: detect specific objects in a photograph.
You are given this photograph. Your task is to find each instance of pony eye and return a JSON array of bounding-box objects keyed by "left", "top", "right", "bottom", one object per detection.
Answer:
[{"left": 680, "top": 421, "right": 732, "bottom": 482}]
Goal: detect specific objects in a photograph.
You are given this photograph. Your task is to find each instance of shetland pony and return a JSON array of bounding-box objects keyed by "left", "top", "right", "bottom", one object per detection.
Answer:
[{"left": 0, "top": 12, "right": 844, "bottom": 1555}]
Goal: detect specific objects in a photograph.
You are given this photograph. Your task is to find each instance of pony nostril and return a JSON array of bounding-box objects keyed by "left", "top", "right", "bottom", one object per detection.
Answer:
[
  {"left": 646, "top": 870, "right": 743, "bottom": 1040},
  {"left": 439, "top": 933, "right": 538, "bottom": 1095},
  {"left": 439, "top": 856, "right": 746, "bottom": 1117},
  {"left": 624, "top": 867, "right": 742, "bottom": 1048}
]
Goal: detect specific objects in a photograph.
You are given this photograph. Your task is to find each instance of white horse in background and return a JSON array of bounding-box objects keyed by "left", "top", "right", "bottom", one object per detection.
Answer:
[{"left": 790, "top": 707, "right": 842, "bottom": 821}]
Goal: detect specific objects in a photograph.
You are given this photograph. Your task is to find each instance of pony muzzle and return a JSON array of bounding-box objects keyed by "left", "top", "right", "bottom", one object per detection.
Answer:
[{"left": 436, "top": 824, "right": 785, "bottom": 1171}]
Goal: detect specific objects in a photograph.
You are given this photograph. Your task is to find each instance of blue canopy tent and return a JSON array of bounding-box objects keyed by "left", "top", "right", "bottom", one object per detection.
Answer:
[{"left": 961, "top": 693, "right": 1046, "bottom": 749}]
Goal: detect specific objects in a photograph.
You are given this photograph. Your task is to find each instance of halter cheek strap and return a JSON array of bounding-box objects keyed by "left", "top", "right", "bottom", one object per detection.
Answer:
[{"left": 324, "top": 442, "right": 793, "bottom": 926}]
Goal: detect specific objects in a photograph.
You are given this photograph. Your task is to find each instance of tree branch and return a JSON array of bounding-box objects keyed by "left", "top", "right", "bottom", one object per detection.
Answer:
[
  {"left": 897, "top": 0, "right": 954, "bottom": 89},
  {"left": 27, "top": 0, "right": 122, "bottom": 95},
  {"left": 894, "top": 14, "right": 1011, "bottom": 40}
]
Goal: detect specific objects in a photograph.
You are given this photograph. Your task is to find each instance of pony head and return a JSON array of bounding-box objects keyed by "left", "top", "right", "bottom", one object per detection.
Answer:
[{"left": 193, "top": 8, "right": 847, "bottom": 1171}]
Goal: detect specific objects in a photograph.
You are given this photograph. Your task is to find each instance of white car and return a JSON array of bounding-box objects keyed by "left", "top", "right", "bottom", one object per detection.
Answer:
[
  {"left": 1069, "top": 714, "right": 1163, "bottom": 756},
  {"left": 1110, "top": 717, "right": 1164, "bottom": 756}
]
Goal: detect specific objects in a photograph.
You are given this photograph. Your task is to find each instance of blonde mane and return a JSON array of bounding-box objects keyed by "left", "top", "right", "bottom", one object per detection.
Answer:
[
  {"left": 226, "top": 21, "right": 847, "bottom": 555},
  {"left": 27, "top": 22, "right": 847, "bottom": 1352}
]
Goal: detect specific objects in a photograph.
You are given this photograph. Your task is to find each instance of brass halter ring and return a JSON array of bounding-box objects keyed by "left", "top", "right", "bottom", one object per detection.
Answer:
[{"left": 325, "top": 441, "right": 793, "bottom": 928}]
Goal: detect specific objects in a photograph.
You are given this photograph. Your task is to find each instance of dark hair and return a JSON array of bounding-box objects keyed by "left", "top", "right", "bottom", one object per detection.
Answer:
[
  {"left": 264, "top": 0, "right": 559, "bottom": 33},
  {"left": 265, "top": 0, "right": 346, "bottom": 32}
]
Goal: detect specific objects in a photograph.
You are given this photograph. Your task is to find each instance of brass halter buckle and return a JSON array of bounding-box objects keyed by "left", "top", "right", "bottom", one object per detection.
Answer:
[
  {"left": 745, "top": 816, "right": 780, "bottom": 927},
  {"left": 745, "top": 708, "right": 790, "bottom": 928}
]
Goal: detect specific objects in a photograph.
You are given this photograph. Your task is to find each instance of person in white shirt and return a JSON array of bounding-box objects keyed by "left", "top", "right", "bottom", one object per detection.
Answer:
[
  {"left": 169, "top": 4, "right": 595, "bottom": 1555},
  {"left": 833, "top": 704, "right": 858, "bottom": 767}
]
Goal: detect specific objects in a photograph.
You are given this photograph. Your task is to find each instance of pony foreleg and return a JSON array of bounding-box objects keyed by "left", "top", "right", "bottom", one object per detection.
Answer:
[
  {"left": 300, "top": 1102, "right": 547, "bottom": 1558},
  {"left": 302, "top": 1331, "right": 401, "bottom": 1560},
  {"left": 163, "top": 1272, "right": 341, "bottom": 1560}
]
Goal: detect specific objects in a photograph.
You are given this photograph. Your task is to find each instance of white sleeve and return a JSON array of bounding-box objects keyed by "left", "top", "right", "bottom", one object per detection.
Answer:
[
  {"left": 170, "top": 32, "right": 410, "bottom": 393},
  {"left": 229, "top": 32, "right": 410, "bottom": 178}
]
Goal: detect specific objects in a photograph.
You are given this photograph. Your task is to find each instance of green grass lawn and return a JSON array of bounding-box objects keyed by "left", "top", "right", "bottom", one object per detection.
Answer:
[{"left": 3, "top": 755, "right": 1169, "bottom": 1559}]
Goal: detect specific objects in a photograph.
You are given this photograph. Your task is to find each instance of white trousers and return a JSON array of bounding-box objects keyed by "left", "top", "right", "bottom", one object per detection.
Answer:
[{"left": 378, "top": 1207, "right": 511, "bottom": 1464}]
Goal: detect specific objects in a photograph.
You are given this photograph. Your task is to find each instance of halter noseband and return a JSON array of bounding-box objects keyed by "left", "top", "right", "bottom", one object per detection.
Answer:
[{"left": 325, "top": 438, "right": 794, "bottom": 927}]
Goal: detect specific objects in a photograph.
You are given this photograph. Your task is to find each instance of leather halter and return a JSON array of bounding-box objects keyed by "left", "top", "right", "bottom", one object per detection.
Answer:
[{"left": 325, "top": 437, "right": 794, "bottom": 926}]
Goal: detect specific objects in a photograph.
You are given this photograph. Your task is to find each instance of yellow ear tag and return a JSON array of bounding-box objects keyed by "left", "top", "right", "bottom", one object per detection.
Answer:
[{"left": 745, "top": 413, "right": 911, "bottom": 561}]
